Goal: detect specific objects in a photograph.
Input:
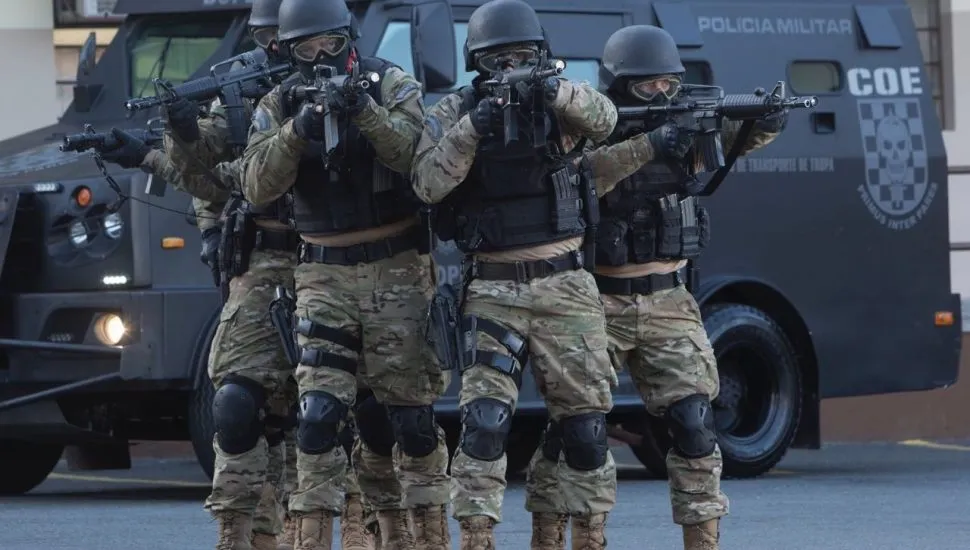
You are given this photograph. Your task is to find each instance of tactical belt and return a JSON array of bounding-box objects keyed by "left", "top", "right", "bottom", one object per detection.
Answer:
[
  {"left": 298, "top": 228, "right": 419, "bottom": 266},
  {"left": 254, "top": 227, "right": 300, "bottom": 252},
  {"left": 594, "top": 271, "right": 682, "bottom": 296},
  {"left": 472, "top": 250, "right": 584, "bottom": 284}
]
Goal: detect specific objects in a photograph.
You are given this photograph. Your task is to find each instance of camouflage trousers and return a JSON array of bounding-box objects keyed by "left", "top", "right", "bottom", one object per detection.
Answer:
[
  {"left": 290, "top": 248, "right": 450, "bottom": 514},
  {"left": 453, "top": 268, "right": 617, "bottom": 522},
  {"left": 203, "top": 249, "right": 297, "bottom": 535},
  {"left": 525, "top": 283, "right": 728, "bottom": 525}
]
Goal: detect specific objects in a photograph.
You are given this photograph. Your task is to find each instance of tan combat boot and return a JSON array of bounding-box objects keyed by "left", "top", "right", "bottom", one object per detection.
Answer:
[
  {"left": 250, "top": 532, "right": 278, "bottom": 550},
  {"left": 277, "top": 515, "right": 297, "bottom": 550},
  {"left": 215, "top": 512, "right": 254, "bottom": 550},
  {"left": 530, "top": 513, "right": 567, "bottom": 550},
  {"left": 683, "top": 519, "right": 719, "bottom": 550},
  {"left": 375, "top": 509, "right": 414, "bottom": 550},
  {"left": 294, "top": 511, "right": 334, "bottom": 550},
  {"left": 458, "top": 516, "right": 495, "bottom": 550},
  {"left": 411, "top": 505, "right": 451, "bottom": 549},
  {"left": 366, "top": 513, "right": 382, "bottom": 550},
  {"left": 571, "top": 513, "right": 607, "bottom": 550},
  {"left": 341, "top": 494, "right": 376, "bottom": 550}
]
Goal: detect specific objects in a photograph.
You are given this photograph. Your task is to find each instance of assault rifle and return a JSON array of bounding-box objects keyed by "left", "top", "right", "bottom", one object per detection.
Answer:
[
  {"left": 479, "top": 54, "right": 566, "bottom": 147},
  {"left": 287, "top": 63, "right": 380, "bottom": 160},
  {"left": 59, "top": 120, "right": 165, "bottom": 153},
  {"left": 616, "top": 81, "right": 818, "bottom": 196}
]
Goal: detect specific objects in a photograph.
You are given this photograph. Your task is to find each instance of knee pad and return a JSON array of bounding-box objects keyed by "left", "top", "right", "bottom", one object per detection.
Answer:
[
  {"left": 666, "top": 394, "right": 717, "bottom": 459},
  {"left": 296, "top": 391, "right": 348, "bottom": 455},
  {"left": 212, "top": 376, "right": 267, "bottom": 455},
  {"left": 387, "top": 404, "right": 439, "bottom": 458},
  {"left": 540, "top": 420, "right": 563, "bottom": 462},
  {"left": 560, "top": 412, "right": 609, "bottom": 471},
  {"left": 459, "top": 398, "right": 512, "bottom": 462},
  {"left": 355, "top": 394, "right": 395, "bottom": 457}
]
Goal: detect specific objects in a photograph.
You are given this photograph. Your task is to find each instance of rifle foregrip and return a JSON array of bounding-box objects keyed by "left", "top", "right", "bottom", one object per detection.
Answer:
[
  {"left": 125, "top": 76, "right": 221, "bottom": 111},
  {"left": 719, "top": 94, "right": 774, "bottom": 120}
]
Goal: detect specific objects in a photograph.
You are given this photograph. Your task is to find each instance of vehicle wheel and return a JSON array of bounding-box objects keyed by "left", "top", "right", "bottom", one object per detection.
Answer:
[
  {"left": 188, "top": 314, "right": 220, "bottom": 480},
  {"left": 0, "top": 440, "right": 64, "bottom": 495},
  {"left": 705, "top": 303, "right": 802, "bottom": 479},
  {"left": 442, "top": 418, "right": 542, "bottom": 476}
]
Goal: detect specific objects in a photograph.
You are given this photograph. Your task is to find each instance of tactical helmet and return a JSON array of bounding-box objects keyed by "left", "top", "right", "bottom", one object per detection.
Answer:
[
  {"left": 249, "top": 0, "right": 283, "bottom": 28},
  {"left": 599, "top": 25, "right": 685, "bottom": 93},
  {"left": 277, "top": 0, "right": 358, "bottom": 44},
  {"left": 464, "top": 0, "right": 546, "bottom": 72}
]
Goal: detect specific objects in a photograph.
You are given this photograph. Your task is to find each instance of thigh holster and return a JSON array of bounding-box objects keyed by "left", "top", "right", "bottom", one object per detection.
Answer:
[
  {"left": 296, "top": 317, "right": 361, "bottom": 375},
  {"left": 460, "top": 315, "right": 529, "bottom": 386}
]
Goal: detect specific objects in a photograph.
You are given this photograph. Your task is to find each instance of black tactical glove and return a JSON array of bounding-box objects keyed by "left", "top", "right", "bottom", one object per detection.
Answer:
[
  {"left": 163, "top": 97, "right": 201, "bottom": 143},
  {"left": 199, "top": 226, "right": 221, "bottom": 287},
  {"left": 100, "top": 128, "right": 152, "bottom": 169},
  {"left": 292, "top": 103, "right": 328, "bottom": 141},
  {"left": 542, "top": 76, "right": 560, "bottom": 102},
  {"left": 647, "top": 122, "right": 692, "bottom": 160},
  {"left": 470, "top": 97, "right": 503, "bottom": 137},
  {"left": 513, "top": 76, "right": 560, "bottom": 105},
  {"left": 326, "top": 80, "right": 367, "bottom": 117},
  {"left": 757, "top": 108, "right": 789, "bottom": 133}
]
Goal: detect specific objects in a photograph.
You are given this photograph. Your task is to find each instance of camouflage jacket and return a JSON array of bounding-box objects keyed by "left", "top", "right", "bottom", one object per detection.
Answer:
[
  {"left": 240, "top": 66, "right": 425, "bottom": 207},
  {"left": 586, "top": 119, "right": 781, "bottom": 197},
  {"left": 140, "top": 147, "right": 232, "bottom": 233},
  {"left": 410, "top": 78, "right": 617, "bottom": 204}
]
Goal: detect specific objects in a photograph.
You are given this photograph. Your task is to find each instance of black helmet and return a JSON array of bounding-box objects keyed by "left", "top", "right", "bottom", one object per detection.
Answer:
[
  {"left": 600, "top": 25, "right": 685, "bottom": 92},
  {"left": 277, "top": 0, "right": 357, "bottom": 44},
  {"left": 464, "top": 0, "right": 546, "bottom": 72},
  {"left": 249, "top": 0, "right": 283, "bottom": 28}
]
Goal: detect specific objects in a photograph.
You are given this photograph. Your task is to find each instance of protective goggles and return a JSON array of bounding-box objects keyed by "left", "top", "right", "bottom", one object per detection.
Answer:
[
  {"left": 475, "top": 46, "right": 539, "bottom": 73},
  {"left": 250, "top": 26, "right": 278, "bottom": 49},
  {"left": 628, "top": 75, "right": 681, "bottom": 102},
  {"left": 291, "top": 33, "right": 350, "bottom": 63}
]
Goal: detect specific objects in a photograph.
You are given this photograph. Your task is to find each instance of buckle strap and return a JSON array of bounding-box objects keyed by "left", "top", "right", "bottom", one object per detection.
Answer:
[
  {"left": 594, "top": 271, "right": 682, "bottom": 296},
  {"left": 295, "top": 318, "right": 362, "bottom": 353},
  {"left": 298, "top": 228, "right": 419, "bottom": 266},
  {"left": 299, "top": 348, "right": 358, "bottom": 374},
  {"left": 460, "top": 315, "right": 528, "bottom": 382},
  {"left": 472, "top": 250, "right": 583, "bottom": 283}
]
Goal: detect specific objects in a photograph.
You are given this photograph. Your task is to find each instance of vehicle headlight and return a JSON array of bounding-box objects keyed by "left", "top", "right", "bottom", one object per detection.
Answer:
[
  {"left": 93, "top": 313, "right": 126, "bottom": 346},
  {"left": 69, "top": 220, "right": 89, "bottom": 247},
  {"left": 103, "top": 212, "right": 124, "bottom": 239}
]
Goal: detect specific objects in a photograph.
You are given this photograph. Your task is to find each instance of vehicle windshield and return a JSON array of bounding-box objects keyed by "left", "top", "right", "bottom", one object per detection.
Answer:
[{"left": 129, "top": 15, "right": 234, "bottom": 98}]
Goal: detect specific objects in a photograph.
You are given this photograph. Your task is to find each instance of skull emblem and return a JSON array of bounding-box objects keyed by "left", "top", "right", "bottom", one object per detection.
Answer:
[{"left": 876, "top": 115, "right": 911, "bottom": 184}]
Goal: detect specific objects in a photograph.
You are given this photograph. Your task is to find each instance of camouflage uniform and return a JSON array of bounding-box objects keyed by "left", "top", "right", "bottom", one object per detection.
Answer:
[
  {"left": 411, "top": 78, "right": 618, "bottom": 547},
  {"left": 524, "top": 121, "right": 782, "bottom": 549},
  {"left": 241, "top": 65, "right": 451, "bottom": 550}
]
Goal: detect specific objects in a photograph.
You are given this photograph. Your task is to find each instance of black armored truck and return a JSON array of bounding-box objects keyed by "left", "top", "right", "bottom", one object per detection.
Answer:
[{"left": 0, "top": 0, "right": 961, "bottom": 494}]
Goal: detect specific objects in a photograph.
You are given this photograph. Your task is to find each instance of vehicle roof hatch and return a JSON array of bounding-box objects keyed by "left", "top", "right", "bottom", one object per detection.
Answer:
[
  {"left": 854, "top": 5, "right": 902, "bottom": 49},
  {"left": 652, "top": 2, "right": 703, "bottom": 48}
]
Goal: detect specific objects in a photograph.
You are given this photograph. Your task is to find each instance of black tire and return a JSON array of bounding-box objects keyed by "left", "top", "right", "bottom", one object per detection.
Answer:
[
  {"left": 0, "top": 440, "right": 64, "bottom": 495},
  {"left": 187, "top": 313, "right": 220, "bottom": 481},
  {"left": 624, "top": 303, "right": 802, "bottom": 479},
  {"left": 442, "top": 417, "right": 543, "bottom": 476}
]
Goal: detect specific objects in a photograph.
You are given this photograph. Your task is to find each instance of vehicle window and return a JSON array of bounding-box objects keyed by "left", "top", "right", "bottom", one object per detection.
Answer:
[
  {"left": 682, "top": 61, "right": 713, "bottom": 85},
  {"left": 789, "top": 61, "right": 842, "bottom": 94},
  {"left": 129, "top": 16, "right": 233, "bottom": 98},
  {"left": 376, "top": 21, "right": 600, "bottom": 90}
]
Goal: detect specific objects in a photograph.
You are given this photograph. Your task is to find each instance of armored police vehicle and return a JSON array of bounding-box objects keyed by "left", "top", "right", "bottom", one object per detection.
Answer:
[{"left": 0, "top": 0, "right": 960, "bottom": 494}]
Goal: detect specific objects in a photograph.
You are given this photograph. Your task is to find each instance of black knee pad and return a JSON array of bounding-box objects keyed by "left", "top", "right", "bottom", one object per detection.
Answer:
[
  {"left": 540, "top": 420, "right": 564, "bottom": 462},
  {"left": 296, "top": 391, "right": 348, "bottom": 455},
  {"left": 560, "top": 412, "right": 609, "bottom": 471},
  {"left": 212, "top": 376, "right": 267, "bottom": 454},
  {"left": 355, "top": 394, "right": 395, "bottom": 457},
  {"left": 666, "top": 394, "right": 717, "bottom": 459},
  {"left": 387, "top": 404, "right": 439, "bottom": 458},
  {"left": 459, "top": 398, "right": 512, "bottom": 462}
]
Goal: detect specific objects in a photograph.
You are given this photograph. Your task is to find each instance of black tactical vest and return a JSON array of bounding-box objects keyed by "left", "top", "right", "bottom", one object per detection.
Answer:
[
  {"left": 281, "top": 57, "right": 416, "bottom": 235},
  {"left": 596, "top": 152, "right": 710, "bottom": 266},
  {"left": 433, "top": 87, "right": 587, "bottom": 253}
]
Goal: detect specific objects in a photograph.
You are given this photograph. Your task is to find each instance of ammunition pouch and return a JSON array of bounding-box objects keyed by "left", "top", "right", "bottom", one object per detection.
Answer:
[
  {"left": 295, "top": 317, "right": 362, "bottom": 374},
  {"left": 577, "top": 157, "right": 598, "bottom": 274},
  {"left": 268, "top": 286, "right": 299, "bottom": 367},
  {"left": 218, "top": 199, "right": 256, "bottom": 293}
]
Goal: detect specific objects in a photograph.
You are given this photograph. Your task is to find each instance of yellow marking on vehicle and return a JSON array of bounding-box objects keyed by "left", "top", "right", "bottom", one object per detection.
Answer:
[
  {"left": 48, "top": 472, "right": 209, "bottom": 488},
  {"left": 899, "top": 439, "right": 970, "bottom": 452}
]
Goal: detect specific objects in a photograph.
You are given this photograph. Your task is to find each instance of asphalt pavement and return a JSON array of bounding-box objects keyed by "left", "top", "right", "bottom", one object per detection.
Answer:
[{"left": 2, "top": 441, "right": 969, "bottom": 549}]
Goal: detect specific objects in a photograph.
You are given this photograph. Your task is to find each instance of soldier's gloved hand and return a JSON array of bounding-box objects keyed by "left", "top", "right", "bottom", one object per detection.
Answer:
[
  {"left": 326, "top": 80, "right": 367, "bottom": 118},
  {"left": 470, "top": 97, "right": 503, "bottom": 137},
  {"left": 163, "top": 98, "right": 201, "bottom": 143},
  {"left": 647, "top": 122, "right": 692, "bottom": 160},
  {"left": 757, "top": 108, "right": 789, "bottom": 133},
  {"left": 100, "top": 128, "right": 151, "bottom": 169},
  {"left": 292, "top": 103, "right": 328, "bottom": 141},
  {"left": 542, "top": 77, "right": 561, "bottom": 102},
  {"left": 199, "top": 227, "right": 221, "bottom": 287}
]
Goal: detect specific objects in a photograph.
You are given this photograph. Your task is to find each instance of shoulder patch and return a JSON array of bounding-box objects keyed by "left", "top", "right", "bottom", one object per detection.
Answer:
[
  {"left": 394, "top": 82, "right": 421, "bottom": 103},
  {"left": 425, "top": 114, "right": 443, "bottom": 142},
  {"left": 251, "top": 107, "right": 272, "bottom": 133}
]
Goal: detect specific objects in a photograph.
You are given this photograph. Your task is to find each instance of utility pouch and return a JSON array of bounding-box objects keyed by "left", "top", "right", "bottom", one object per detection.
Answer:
[{"left": 268, "top": 285, "right": 299, "bottom": 368}]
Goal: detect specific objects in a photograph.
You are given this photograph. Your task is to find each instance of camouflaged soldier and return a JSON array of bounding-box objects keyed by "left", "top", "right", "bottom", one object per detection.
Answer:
[
  {"left": 240, "top": 0, "right": 451, "bottom": 548},
  {"left": 411, "top": 1, "right": 620, "bottom": 547},
  {"left": 524, "top": 25, "right": 788, "bottom": 550}
]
